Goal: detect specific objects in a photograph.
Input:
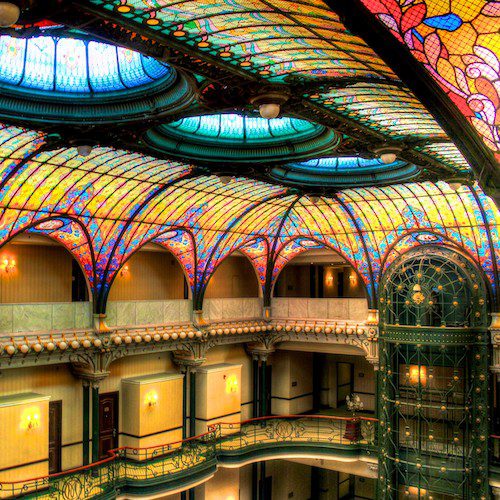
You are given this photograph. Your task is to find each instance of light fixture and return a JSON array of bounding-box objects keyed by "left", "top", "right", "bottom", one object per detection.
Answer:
[
  {"left": 310, "top": 195, "right": 320, "bottom": 205},
  {"left": 77, "top": 145, "right": 93, "bottom": 157},
  {"left": 1, "top": 256, "right": 16, "bottom": 273},
  {"left": 120, "top": 264, "right": 129, "bottom": 278},
  {"left": 259, "top": 103, "right": 280, "bottom": 119},
  {"left": 20, "top": 407, "right": 41, "bottom": 431},
  {"left": 224, "top": 374, "right": 238, "bottom": 394},
  {"left": 0, "top": 2, "right": 20, "bottom": 27},
  {"left": 374, "top": 146, "right": 401, "bottom": 164},
  {"left": 219, "top": 175, "right": 232, "bottom": 185},
  {"left": 409, "top": 365, "right": 427, "bottom": 386},
  {"left": 349, "top": 272, "right": 357, "bottom": 285},
  {"left": 144, "top": 390, "right": 158, "bottom": 407},
  {"left": 326, "top": 274, "right": 334, "bottom": 286},
  {"left": 249, "top": 89, "right": 290, "bottom": 120}
]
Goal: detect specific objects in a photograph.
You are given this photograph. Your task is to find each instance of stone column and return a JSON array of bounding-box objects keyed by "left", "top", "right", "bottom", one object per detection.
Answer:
[
  {"left": 172, "top": 351, "right": 205, "bottom": 438},
  {"left": 246, "top": 342, "right": 275, "bottom": 417},
  {"left": 72, "top": 365, "right": 109, "bottom": 464}
]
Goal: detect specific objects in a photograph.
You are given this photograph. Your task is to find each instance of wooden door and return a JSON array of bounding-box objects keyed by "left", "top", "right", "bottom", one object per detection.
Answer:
[
  {"left": 98, "top": 392, "right": 119, "bottom": 459},
  {"left": 48, "top": 400, "right": 62, "bottom": 474}
]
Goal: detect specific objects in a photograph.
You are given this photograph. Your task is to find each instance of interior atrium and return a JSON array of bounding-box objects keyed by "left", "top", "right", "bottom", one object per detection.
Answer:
[{"left": 0, "top": 1, "right": 498, "bottom": 499}]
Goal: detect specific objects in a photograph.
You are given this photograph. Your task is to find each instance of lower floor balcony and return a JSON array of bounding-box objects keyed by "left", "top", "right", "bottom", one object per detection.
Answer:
[{"left": 0, "top": 415, "right": 377, "bottom": 499}]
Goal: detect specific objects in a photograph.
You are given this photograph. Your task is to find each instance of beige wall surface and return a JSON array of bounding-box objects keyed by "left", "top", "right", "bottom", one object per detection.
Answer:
[
  {"left": 0, "top": 243, "right": 72, "bottom": 303},
  {"left": 0, "top": 393, "right": 49, "bottom": 490},
  {"left": 203, "top": 344, "right": 253, "bottom": 420},
  {"left": 275, "top": 264, "right": 367, "bottom": 299},
  {"left": 326, "top": 354, "right": 376, "bottom": 412},
  {"left": 194, "top": 465, "right": 240, "bottom": 500},
  {"left": 205, "top": 257, "right": 259, "bottom": 298},
  {"left": 109, "top": 250, "right": 185, "bottom": 301},
  {"left": 271, "top": 351, "right": 313, "bottom": 415}
]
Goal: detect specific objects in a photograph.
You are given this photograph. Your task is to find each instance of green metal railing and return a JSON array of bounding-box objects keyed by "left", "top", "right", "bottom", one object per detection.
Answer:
[{"left": 0, "top": 415, "right": 377, "bottom": 499}]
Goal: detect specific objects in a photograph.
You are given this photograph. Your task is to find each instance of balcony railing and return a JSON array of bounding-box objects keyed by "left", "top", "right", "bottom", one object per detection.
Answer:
[{"left": 0, "top": 415, "right": 377, "bottom": 499}]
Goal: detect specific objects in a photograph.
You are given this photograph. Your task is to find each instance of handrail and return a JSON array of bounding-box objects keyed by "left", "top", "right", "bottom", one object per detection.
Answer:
[{"left": 0, "top": 415, "right": 377, "bottom": 497}]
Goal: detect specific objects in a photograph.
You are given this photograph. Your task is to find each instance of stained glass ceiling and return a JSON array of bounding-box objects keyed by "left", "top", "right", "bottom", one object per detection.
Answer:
[
  {"left": 0, "top": 34, "right": 171, "bottom": 94},
  {"left": 270, "top": 156, "right": 420, "bottom": 187},
  {"left": 360, "top": 0, "right": 500, "bottom": 161},
  {"left": 144, "top": 113, "right": 341, "bottom": 163},
  {"left": 0, "top": 123, "right": 497, "bottom": 307}
]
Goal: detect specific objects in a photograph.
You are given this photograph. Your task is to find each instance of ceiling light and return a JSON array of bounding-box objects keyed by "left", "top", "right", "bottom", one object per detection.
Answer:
[
  {"left": 310, "top": 195, "right": 320, "bottom": 205},
  {"left": 219, "top": 176, "right": 232, "bottom": 185},
  {"left": 374, "top": 146, "right": 401, "bottom": 164},
  {"left": 249, "top": 89, "right": 290, "bottom": 120},
  {"left": 0, "top": 2, "right": 20, "bottom": 27},
  {"left": 259, "top": 103, "right": 280, "bottom": 119},
  {"left": 447, "top": 182, "right": 463, "bottom": 192},
  {"left": 77, "top": 145, "right": 93, "bottom": 157}
]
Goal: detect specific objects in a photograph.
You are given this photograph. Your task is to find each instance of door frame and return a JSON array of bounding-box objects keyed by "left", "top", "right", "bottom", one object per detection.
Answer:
[
  {"left": 98, "top": 391, "right": 119, "bottom": 460},
  {"left": 48, "top": 400, "right": 62, "bottom": 474}
]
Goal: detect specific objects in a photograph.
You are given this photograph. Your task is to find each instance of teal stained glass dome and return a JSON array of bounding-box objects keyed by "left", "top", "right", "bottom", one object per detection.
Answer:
[
  {"left": 271, "top": 156, "right": 420, "bottom": 187},
  {"left": 144, "top": 113, "right": 341, "bottom": 163},
  {"left": 0, "top": 32, "right": 194, "bottom": 124},
  {"left": 0, "top": 35, "right": 171, "bottom": 95}
]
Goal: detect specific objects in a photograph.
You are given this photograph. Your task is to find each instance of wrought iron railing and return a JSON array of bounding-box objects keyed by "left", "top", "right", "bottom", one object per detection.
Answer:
[{"left": 0, "top": 415, "right": 377, "bottom": 499}]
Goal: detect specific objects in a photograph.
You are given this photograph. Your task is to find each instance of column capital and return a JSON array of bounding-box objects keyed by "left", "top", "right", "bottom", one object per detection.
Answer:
[
  {"left": 192, "top": 309, "right": 208, "bottom": 328},
  {"left": 74, "top": 368, "right": 109, "bottom": 388},
  {"left": 172, "top": 350, "right": 206, "bottom": 371},
  {"left": 93, "top": 313, "right": 111, "bottom": 333},
  {"left": 366, "top": 309, "right": 379, "bottom": 325},
  {"left": 246, "top": 342, "right": 275, "bottom": 361}
]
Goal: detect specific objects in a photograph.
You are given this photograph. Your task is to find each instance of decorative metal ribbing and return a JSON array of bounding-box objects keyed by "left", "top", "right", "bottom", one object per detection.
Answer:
[{"left": 378, "top": 246, "right": 489, "bottom": 499}]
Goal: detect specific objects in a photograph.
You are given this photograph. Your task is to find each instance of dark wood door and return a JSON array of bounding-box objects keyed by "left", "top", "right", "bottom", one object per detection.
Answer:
[
  {"left": 48, "top": 400, "right": 62, "bottom": 474},
  {"left": 98, "top": 392, "right": 119, "bottom": 459}
]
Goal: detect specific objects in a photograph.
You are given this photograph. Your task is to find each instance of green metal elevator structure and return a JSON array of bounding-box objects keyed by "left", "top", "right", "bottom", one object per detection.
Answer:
[{"left": 377, "top": 247, "right": 490, "bottom": 499}]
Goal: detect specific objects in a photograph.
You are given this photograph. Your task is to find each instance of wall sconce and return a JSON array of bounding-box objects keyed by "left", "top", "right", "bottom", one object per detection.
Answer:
[
  {"left": 407, "top": 486, "right": 427, "bottom": 497},
  {"left": 20, "top": 408, "right": 41, "bottom": 431},
  {"left": 144, "top": 390, "right": 158, "bottom": 408},
  {"left": 408, "top": 365, "right": 427, "bottom": 387},
  {"left": 1, "top": 257, "right": 16, "bottom": 273},
  {"left": 325, "top": 274, "right": 334, "bottom": 286},
  {"left": 224, "top": 374, "right": 238, "bottom": 394},
  {"left": 349, "top": 273, "right": 357, "bottom": 286},
  {"left": 120, "top": 264, "right": 129, "bottom": 278}
]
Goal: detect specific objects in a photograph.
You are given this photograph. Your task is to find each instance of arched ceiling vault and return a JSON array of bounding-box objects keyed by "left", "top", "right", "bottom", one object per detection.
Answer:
[
  {"left": 0, "top": 123, "right": 498, "bottom": 310},
  {"left": 4, "top": 0, "right": 496, "bottom": 199}
]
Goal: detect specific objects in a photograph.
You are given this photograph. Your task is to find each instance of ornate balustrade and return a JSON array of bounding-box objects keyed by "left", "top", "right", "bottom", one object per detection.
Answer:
[
  {"left": 0, "top": 415, "right": 377, "bottom": 499},
  {"left": 0, "top": 317, "right": 379, "bottom": 370}
]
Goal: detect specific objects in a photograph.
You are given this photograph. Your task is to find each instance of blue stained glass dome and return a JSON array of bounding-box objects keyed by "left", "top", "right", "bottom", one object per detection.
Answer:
[
  {"left": 0, "top": 34, "right": 171, "bottom": 95},
  {"left": 271, "top": 156, "right": 420, "bottom": 187}
]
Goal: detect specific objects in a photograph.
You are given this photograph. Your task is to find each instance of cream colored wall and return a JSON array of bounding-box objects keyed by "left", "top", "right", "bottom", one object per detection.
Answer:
[
  {"left": 203, "top": 344, "right": 253, "bottom": 420},
  {"left": 271, "top": 351, "right": 313, "bottom": 415},
  {"left": 204, "top": 257, "right": 259, "bottom": 298},
  {"left": 327, "top": 354, "right": 376, "bottom": 412},
  {"left": 0, "top": 352, "right": 179, "bottom": 473},
  {"left": 0, "top": 394, "right": 49, "bottom": 491},
  {"left": 108, "top": 250, "right": 185, "bottom": 301},
  {"left": 0, "top": 243, "right": 72, "bottom": 303},
  {"left": 194, "top": 467, "right": 240, "bottom": 500},
  {"left": 196, "top": 363, "right": 242, "bottom": 434},
  {"left": 268, "top": 460, "right": 312, "bottom": 500}
]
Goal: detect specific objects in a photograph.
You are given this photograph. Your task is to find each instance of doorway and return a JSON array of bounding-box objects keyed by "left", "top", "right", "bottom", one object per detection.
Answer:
[
  {"left": 48, "top": 400, "right": 62, "bottom": 474},
  {"left": 98, "top": 392, "right": 119, "bottom": 459}
]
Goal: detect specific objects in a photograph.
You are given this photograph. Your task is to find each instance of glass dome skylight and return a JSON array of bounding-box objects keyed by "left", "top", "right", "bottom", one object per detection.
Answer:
[
  {"left": 271, "top": 156, "right": 420, "bottom": 187},
  {"left": 144, "top": 113, "right": 341, "bottom": 163},
  {"left": 164, "top": 114, "right": 321, "bottom": 144},
  {"left": 0, "top": 34, "right": 171, "bottom": 94}
]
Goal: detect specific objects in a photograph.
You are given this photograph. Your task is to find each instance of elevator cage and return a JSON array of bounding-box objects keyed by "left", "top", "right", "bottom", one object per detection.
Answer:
[{"left": 377, "top": 247, "right": 490, "bottom": 499}]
